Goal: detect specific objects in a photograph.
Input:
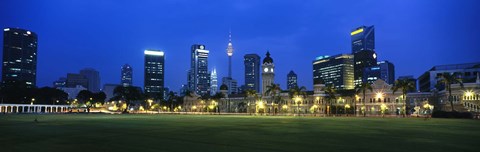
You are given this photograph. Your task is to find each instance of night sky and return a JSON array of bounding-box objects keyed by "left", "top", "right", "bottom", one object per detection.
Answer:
[{"left": 1, "top": 0, "right": 479, "bottom": 92}]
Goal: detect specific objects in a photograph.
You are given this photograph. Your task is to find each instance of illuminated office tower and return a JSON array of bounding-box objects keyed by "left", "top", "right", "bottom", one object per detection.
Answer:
[{"left": 144, "top": 50, "right": 165, "bottom": 97}]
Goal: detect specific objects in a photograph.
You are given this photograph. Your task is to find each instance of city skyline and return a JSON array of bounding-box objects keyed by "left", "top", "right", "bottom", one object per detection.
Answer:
[{"left": 1, "top": 0, "right": 479, "bottom": 92}]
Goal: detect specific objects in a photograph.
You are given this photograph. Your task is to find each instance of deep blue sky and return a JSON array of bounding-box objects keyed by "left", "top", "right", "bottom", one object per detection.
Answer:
[{"left": 1, "top": 0, "right": 479, "bottom": 91}]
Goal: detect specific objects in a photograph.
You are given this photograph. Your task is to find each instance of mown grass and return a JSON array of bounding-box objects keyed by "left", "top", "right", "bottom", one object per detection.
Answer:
[{"left": 1, "top": 114, "right": 479, "bottom": 152}]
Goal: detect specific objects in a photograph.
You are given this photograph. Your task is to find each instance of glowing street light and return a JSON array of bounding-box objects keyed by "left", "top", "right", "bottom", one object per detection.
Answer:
[
  {"left": 375, "top": 92, "right": 384, "bottom": 99},
  {"left": 465, "top": 90, "right": 474, "bottom": 97}
]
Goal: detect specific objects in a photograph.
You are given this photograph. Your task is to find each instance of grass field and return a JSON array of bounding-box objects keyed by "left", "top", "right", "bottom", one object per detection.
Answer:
[{"left": 1, "top": 114, "right": 480, "bottom": 152}]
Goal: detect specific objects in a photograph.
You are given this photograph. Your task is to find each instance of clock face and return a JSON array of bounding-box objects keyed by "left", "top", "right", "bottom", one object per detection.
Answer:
[
  {"left": 199, "top": 45, "right": 205, "bottom": 50},
  {"left": 270, "top": 68, "right": 274, "bottom": 72},
  {"left": 264, "top": 68, "right": 268, "bottom": 72}
]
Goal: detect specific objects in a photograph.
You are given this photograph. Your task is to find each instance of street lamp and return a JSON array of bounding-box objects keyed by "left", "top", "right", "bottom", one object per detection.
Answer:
[
  {"left": 31, "top": 98, "right": 35, "bottom": 105},
  {"left": 256, "top": 100, "right": 264, "bottom": 114},
  {"left": 345, "top": 104, "right": 350, "bottom": 116},
  {"left": 380, "top": 104, "right": 388, "bottom": 117},
  {"left": 376, "top": 92, "right": 384, "bottom": 100},
  {"left": 464, "top": 90, "right": 474, "bottom": 100}
]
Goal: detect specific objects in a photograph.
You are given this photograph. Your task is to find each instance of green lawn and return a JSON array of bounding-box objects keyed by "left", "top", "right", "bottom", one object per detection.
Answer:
[{"left": 1, "top": 114, "right": 480, "bottom": 152}]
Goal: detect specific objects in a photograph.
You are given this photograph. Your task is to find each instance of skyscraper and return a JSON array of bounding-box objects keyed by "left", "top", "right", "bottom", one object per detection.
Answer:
[
  {"left": 262, "top": 51, "right": 275, "bottom": 95},
  {"left": 66, "top": 73, "right": 89, "bottom": 88},
  {"left": 351, "top": 25, "right": 375, "bottom": 53},
  {"left": 244, "top": 54, "right": 261, "bottom": 93},
  {"left": 287, "top": 70, "right": 298, "bottom": 90},
  {"left": 144, "top": 50, "right": 165, "bottom": 98},
  {"left": 80, "top": 68, "right": 101, "bottom": 92},
  {"left": 121, "top": 64, "right": 133, "bottom": 87},
  {"left": 363, "top": 61, "right": 395, "bottom": 85},
  {"left": 313, "top": 54, "right": 354, "bottom": 90},
  {"left": 1, "top": 28, "right": 37, "bottom": 88},
  {"left": 353, "top": 50, "right": 377, "bottom": 85},
  {"left": 210, "top": 68, "right": 218, "bottom": 95},
  {"left": 188, "top": 44, "right": 210, "bottom": 95}
]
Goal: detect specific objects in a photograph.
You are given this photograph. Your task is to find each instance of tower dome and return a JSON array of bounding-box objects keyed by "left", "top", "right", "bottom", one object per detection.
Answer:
[
  {"left": 220, "top": 84, "right": 228, "bottom": 90},
  {"left": 263, "top": 51, "right": 273, "bottom": 64}
]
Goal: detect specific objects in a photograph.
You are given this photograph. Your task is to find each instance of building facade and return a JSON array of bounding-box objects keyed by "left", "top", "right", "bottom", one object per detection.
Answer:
[
  {"left": 188, "top": 44, "right": 210, "bottom": 95},
  {"left": 418, "top": 62, "right": 480, "bottom": 92},
  {"left": 102, "top": 84, "right": 120, "bottom": 101},
  {"left": 353, "top": 50, "right": 377, "bottom": 85},
  {"left": 121, "top": 64, "right": 133, "bottom": 87},
  {"left": 313, "top": 54, "right": 354, "bottom": 90},
  {"left": 244, "top": 54, "right": 261, "bottom": 93},
  {"left": 262, "top": 51, "right": 275, "bottom": 95},
  {"left": 2, "top": 28, "right": 38, "bottom": 88},
  {"left": 80, "top": 68, "right": 101, "bottom": 92},
  {"left": 144, "top": 50, "right": 165, "bottom": 98},
  {"left": 222, "top": 77, "right": 238, "bottom": 95},
  {"left": 363, "top": 60, "right": 395, "bottom": 85},
  {"left": 287, "top": 70, "right": 298, "bottom": 90},
  {"left": 66, "top": 73, "right": 89, "bottom": 89},
  {"left": 351, "top": 25, "right": 375, "bottom": 54}
]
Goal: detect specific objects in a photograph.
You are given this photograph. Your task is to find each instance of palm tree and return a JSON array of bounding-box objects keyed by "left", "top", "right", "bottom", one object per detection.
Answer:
[
  {"left": 356, "top": 82, "right": 373, "bottom": 117},
  {"left": 265, "top": 83, "right": 282, "bottom": 115},
  {"left": 197, "top": 94, "right": 211, "bottom": 112},
  {"left": 245, "top": 89, "right": 258, "bottom": 114},
  {"left": 289, "top": 86, "right": 307, "bottom": 115},
  {"left": 323, "top": 84, "right": 336, "bottom": 116},
  {"left": 392, "top": 79, "right": 416, "bottom": 116},
  {"left": 166, "top": 91, "right": 177, "bottom": 112},
  {"left": 245, "top": 89, "right": 258, "bottom": 100},
  {"left": 437, "top": 72, "right": 464, "bottom": 112}
]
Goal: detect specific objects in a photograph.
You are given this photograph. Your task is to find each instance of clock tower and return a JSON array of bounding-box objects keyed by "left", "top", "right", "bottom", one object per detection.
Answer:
[{"left": 262, "top": 51, "right": 275, "bottom": 95}]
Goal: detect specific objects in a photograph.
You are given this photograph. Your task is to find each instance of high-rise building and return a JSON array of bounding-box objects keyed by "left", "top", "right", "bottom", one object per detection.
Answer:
[
  {"left": 244, "top": 54, "right": 261, "bottom": 93},
  {"left": 1, "top": 28, "right": 37, "bottom": 88},
  {"left": 121, "top": 64, "right": 133, "bottom": 87},
  {"left": 363, "top": 60, "right": 395, "bottom": 85},
  {"left": 262, "top": 51, "right": 275, "bottom": 95},
  {"left": 66, "top": 73, "right": 89, "bottom": 88},
  {"left": 80, "top": 68, "right": 101, "bottom": 92},
  {"left": 210, "top": 68, "right": 218, "bottom": 95},
  {"left": 188, "top": 44, "right": 210, "bottom": 95},
  {"left": 144, "top": 50, "right": 165, "bottom": 98},
  {"left": 351, "top": 25, "right": 375, "bottom": 53},
  {"left": 353, "top": 50, "right": 377, "bottom": 85},
  {"left": 418, "top": 62, "right": 480, "bottom": 92},
  {"left": 313, "top": 54, "right": 354, "bottom": 90},
  {"left": 397, "top": 76, "right": 417, "bottom": 92},
  {"left": 53, "top": 77, "right": 67, "bottom": 88},
  {"left": 287, "top": 70, "right": 298, "bottom": 90}
]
